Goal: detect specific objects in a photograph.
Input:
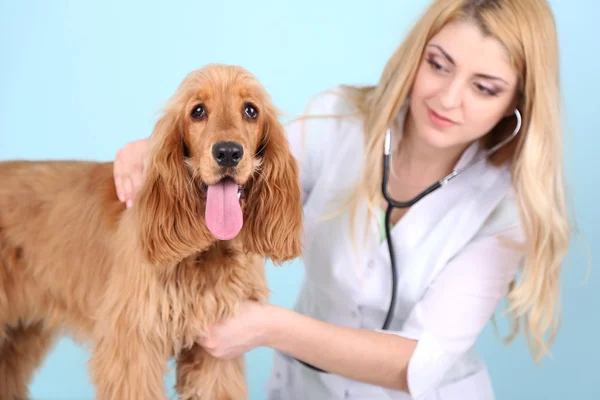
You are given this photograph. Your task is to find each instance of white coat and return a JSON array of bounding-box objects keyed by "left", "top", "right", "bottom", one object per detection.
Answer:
[{"left": 265, "top": 87, "right": 525, "bottom": 400}]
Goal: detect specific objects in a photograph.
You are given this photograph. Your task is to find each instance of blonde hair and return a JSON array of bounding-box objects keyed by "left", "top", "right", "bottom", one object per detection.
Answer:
[{"left": 305, "top": 0, "right": 571, "bottom": 363}]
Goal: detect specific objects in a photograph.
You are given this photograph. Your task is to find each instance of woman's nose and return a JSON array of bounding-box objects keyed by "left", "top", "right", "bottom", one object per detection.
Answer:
[{"left": 439, "top": 79, "right": 464, "bottom": 109}]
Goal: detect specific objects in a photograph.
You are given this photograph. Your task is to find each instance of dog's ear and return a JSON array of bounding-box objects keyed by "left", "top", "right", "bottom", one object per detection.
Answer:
[
  {"left": 134, "top": 108, "right": 210, "bottom": 266},
  {"left": 242, "top": 108, "right": 303, "bottom": 264}
]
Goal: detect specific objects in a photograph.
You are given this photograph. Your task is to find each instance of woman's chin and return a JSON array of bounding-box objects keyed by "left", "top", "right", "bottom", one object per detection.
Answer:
[{"left": 417, "top": 126, "right": 459, "bottom": 150}]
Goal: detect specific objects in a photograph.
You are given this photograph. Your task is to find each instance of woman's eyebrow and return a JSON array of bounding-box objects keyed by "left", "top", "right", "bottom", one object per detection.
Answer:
[{"left": 428, "top": 43, "right": 509, "bottom": 85}]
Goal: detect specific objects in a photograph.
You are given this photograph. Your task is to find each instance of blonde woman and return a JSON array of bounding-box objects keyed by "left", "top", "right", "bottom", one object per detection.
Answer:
[{"left": 113, "top": 0, "right": 571, "bottom": 398}]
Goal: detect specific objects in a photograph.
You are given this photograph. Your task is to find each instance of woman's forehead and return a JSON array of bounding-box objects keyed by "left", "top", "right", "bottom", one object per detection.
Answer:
[{"left": 427, "top": 20, "right": 518, "bottom": 82}]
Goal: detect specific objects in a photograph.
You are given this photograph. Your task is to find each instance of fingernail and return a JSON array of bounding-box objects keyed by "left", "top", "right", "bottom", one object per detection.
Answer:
[{"left": 126, "top": 200, "right": 133, "bottom": 208}]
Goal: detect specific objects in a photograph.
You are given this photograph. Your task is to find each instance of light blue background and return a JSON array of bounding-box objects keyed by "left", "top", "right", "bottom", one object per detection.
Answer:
[{"left": 1, "top": 0, "right": 598, "bottom": 399}]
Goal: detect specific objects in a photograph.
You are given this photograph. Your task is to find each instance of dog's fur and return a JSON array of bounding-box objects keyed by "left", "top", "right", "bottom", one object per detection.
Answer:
[{"left": 0, "top": 64, "right": 303, "bottom": 399}]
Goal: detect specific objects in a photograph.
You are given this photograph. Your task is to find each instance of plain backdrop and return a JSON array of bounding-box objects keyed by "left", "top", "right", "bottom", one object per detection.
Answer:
[{"left": 1, "top": 0, "right": 598, "bottom": 399}]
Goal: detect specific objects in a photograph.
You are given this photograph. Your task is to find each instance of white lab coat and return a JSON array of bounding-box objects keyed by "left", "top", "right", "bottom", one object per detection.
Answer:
[{"left": 265, "top": 88, "right": 525, "bottom": 400}]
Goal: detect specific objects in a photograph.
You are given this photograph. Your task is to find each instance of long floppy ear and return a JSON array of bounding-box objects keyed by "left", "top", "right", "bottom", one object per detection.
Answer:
[
  {"left": 242, "top": 109, "right": 303, "bottom": 265},
  {"left": 133, "top": 108, "right": 210, "bottom": 266}
]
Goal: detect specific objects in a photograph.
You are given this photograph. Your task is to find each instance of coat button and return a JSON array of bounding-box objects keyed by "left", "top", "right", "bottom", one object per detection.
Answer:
[{"left": 367, "top": 259, "right": 375, "bottom": 268}]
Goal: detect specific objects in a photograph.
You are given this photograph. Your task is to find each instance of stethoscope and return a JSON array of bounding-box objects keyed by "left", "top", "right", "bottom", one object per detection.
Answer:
[{"left": 293, "top": 109, "right": 522, "bottom": 374}]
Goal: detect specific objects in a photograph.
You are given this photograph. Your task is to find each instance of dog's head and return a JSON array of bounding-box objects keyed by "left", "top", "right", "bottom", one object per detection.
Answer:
[{"left": 134, "top": 64, "right": 303, "bottom": 266}]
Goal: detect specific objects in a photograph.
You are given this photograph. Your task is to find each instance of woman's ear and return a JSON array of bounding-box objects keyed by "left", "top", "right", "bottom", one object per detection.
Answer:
[
  {"left": 242, "top": 109, "right": 303, "bottom": 265},
  {"left": 134, "top": 108, "right": 211, "bottom": 266}
]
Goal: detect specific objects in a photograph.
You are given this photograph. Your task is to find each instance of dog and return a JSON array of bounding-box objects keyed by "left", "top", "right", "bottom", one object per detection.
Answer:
[{"left": 0, "top": 64, "right": 304, "bottom": 400}]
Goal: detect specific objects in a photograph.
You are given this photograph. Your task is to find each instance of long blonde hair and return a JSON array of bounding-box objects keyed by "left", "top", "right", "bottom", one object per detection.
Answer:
[{"left": 323, "top": 0, "right": 570, "bottom": 362}]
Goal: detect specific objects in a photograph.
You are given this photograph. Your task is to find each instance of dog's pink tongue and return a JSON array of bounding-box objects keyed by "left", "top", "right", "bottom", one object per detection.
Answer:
[{"left": 205, "top": 180, "right": 243, "bottom": 240}]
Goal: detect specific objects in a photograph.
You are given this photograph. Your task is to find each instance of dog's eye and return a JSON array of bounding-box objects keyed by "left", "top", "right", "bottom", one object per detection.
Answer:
[
  {"left": 191, "top": 104, "right": 207, "bottom": 120},
  {"left": 243, "top": 103, "right": 258, "bottom": 120}
]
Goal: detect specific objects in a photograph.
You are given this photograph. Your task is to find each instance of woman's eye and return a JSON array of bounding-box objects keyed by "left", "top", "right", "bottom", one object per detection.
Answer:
[
  {"left": 243, "top": 103, "right": 258, "bottom": 120},
  {"left": 427, "top": 57, "right": 446, "bottom": 72},
  {"left": 191, "top": 104, "right": 207, "bottom": 119},
  {"left": 475, "top": 83, "right": 498, "bottom": 96}
]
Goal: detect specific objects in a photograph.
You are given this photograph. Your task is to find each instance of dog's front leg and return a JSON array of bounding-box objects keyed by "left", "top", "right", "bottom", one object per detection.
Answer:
[
  {"left": 89, "top": 330, "right": 169, "bottom": 400},
  {"left": 175, "top": 343, "right": 246, "bottom": 400}
]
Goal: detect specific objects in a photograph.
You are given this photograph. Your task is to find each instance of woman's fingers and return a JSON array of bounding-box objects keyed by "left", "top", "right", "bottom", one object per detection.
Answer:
[
  {"left": 130, "top": 162, "right": 145, "bottom": 203},
  {"left": 122, "top": 177, "right": 134, "bottom": 208},
  {"left": 113, "top": 139, "right": 149, "bottom": 207},
  {"left": 113, "top": 157, "right": 126, "bottom": 203}
]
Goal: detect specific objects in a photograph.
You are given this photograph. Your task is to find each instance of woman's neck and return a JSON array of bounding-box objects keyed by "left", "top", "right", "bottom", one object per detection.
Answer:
[
  {"left": 379, "top": 111, "right": 473, "bottom": 223},
  {"left": 395, "top": 112, "right": 466, "bottom": 183}
]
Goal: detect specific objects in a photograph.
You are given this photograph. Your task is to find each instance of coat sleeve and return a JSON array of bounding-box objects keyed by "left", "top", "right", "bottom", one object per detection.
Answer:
[
  {"left": 283, "top": 86, "right": 354, "bottom": 206},
  {"left": 382, "top": 192, "right": 526, "bottom": 399}
]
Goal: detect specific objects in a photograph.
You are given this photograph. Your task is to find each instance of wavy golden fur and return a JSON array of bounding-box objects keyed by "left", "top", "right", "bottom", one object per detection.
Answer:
[{"left": 0, "top": 64, "right": 303, "bottom": 399}]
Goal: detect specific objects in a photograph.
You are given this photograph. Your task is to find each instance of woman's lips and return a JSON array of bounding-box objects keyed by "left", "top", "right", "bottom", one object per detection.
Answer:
[{"left": 428, "top": 108, "right": 457, "bottom": 128}]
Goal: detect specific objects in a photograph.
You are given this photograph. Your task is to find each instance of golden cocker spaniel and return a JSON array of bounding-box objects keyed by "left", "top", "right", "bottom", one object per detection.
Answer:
[{"left": 0, "top": 64, "right": 304, "bottom": 400}]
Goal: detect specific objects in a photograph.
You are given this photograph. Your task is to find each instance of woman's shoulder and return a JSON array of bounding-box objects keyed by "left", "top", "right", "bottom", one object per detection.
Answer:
[
  {"left": 444, "top": 143, "right": 524, "bottom": 248},
  {"left": 284, "top": 86, "right": 368, "bottom": 200},
  {"left": 295, "top": 85, "right": 365, "bottom": 118},
  {"left": 443, "top": 140, "right": 519, "bottom": 224},
  {"left": 468, "top": 162, "right": 523, "bottom": 245},
  {"left": 481, "top": 184, "right": 521, "bottom": 231},
  {"left": 285, "top": 85, "right": 368, "bottom": 167},
  {"left": 285, "top": 85, "right": 364, "bottom": 148}
]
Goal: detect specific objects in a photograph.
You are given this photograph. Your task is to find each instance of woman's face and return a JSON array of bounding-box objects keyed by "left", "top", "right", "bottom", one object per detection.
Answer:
[{"left": 408, "top": 20, "right": 519, "bottom": 153}]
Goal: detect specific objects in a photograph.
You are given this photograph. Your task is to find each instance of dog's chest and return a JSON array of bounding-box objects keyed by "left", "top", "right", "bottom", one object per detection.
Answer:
[{"left": 159, "top": 246, "right": 258, "bottom": 349}]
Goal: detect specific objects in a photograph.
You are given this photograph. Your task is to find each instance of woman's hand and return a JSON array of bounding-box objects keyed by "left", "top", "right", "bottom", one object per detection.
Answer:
[
  {"left": 198, "top": 300, "right": 273, "bottom": 360},
  {"left": 113, "top": 138, "right": 151, "bottom": 207}
]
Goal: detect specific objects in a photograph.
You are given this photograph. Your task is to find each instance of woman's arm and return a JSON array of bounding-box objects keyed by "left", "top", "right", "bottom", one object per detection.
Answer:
[
  {"left": 265, "top": 303, "right": 418, "bottom": 392},
  {"left": 198, "top": 300, "right": 417, "bottom": 393}
]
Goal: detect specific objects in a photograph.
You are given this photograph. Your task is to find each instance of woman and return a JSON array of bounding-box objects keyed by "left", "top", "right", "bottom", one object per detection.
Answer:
[{"left": 113, "top": 0, "right": 571, "bottom": 398}]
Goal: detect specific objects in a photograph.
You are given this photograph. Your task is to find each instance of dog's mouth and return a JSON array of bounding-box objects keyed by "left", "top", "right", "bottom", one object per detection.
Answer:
[
  {"left": 200, "top": 176, "right": 246, "bottom": 241},
  {"left": 199, "top": 178, "right": 245, "bottom": 201}
]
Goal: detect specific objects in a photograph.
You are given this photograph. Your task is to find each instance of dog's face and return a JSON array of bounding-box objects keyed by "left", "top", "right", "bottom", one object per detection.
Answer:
[
  {"left": 183, "top": 78, "right": 264, "bottom": 188},
  {"left": 179, "top": 70, "right": 269, "bottom": 241},
  {"left": 135, "top": 64, "right": 303, "bottom": 266}
]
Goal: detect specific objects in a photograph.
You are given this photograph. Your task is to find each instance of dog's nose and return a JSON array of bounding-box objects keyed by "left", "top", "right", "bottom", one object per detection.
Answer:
[{"left": 212, "top": 141, "right": 244, "bottom": 167}]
